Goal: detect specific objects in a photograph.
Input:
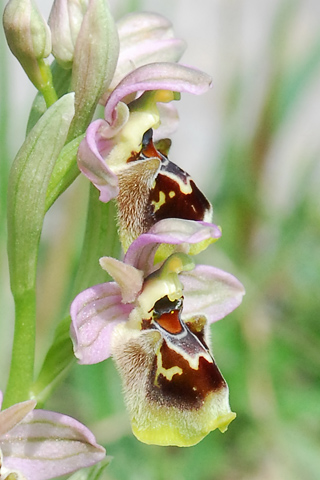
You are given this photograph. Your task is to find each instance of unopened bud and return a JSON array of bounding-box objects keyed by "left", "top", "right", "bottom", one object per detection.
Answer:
[
  {"left": 49, "top": 0, "right": 88, "bottom": 69},
  {"left": 68, "top": 0, "right": 119, "bottom": 138},
  {"left": 3, "top": 0, "right": 51, "bottom": 88}
]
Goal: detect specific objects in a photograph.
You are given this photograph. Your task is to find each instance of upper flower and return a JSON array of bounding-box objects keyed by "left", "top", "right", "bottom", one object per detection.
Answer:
[
  {"left": 78, "top": 63, "right": 212, "bottom": 205},
  {"left": 76, "top": 11, "right": 213, "bottom": 249},
  {"left": 0, "top": 391, "right": 105, "bottom": 480},
  {"left": 78, "top": 71, "right": 212, "bottom": 248},
  {"left": 70, "top": 219, "right": 245, "bottom": 446}
]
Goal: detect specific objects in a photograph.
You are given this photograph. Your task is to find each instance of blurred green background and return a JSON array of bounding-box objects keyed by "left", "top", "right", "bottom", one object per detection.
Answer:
[{"left": 1, "top": 0, "right": 320, "bottom": 479}]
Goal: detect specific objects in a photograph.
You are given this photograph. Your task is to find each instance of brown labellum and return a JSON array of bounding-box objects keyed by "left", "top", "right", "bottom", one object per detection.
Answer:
[
  {"left": 116, "top": 129, "right": 213, "bottom": 250},
  {"left": 111, "top": 293, "right": 234, "bottom": 446},
  {"left": 146, "top": 295, "right": 226, "bottom": 410}
]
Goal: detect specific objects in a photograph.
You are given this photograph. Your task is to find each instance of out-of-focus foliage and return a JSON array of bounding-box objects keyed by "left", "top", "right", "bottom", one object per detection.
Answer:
[{"left": 1, "top": 0, "right": 319, "bottom": 479}]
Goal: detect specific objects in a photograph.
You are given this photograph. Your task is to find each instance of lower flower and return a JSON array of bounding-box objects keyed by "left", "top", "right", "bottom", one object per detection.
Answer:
[
  {"left": 112, "top": 294, "right": 236, "bottom": 447},
  {"left": 70, "top": 222, "right": 245, "bottom": 446}
]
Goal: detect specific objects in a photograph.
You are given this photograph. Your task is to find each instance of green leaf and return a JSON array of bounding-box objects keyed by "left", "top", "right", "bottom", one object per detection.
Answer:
[
  {"left": 71, "top": 186, "right": 121, "bottom": 296},
  {"left": 31, "top": 315, "right": 74, "bottom": 405},
  {"left": 0, "top": 22, "right": 10, "bottom": 239},
  {"left": 4, "top": 93, "right": 75, "bottom": 408},
  {"left": 7, "top": 92, "right": 75, "bottom": 296},
  {"left": 67, "top": 457, "right": 112, "bottom": 480},
  {"left": 26, "top": 61, "right": 73, "bottom": 135},
  {"left": 45, "top": 134, "right": 84, "bottom": 211},
  {"left": 26, "top": 91, "right": 47, "bottom": 135}
]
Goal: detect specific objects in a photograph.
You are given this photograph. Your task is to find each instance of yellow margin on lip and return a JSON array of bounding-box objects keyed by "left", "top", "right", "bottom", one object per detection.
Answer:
[{"left": 132, "top": 411, "right": 236, "bottom": 447}]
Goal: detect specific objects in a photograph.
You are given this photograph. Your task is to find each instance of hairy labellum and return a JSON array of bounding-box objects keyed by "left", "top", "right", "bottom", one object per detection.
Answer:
[
  {"left": 111, "top": 293, "right": 235, "bottom": 446},
  {"left": 117, "top": 129, "right": 213, "bottom": 250}
]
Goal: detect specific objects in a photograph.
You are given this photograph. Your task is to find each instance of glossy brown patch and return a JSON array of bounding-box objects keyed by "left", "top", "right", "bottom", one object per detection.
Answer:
[
  {"left": 150, "top": 170, "right": 211, "bottom": 223},
  {"left": 117, "top": 129, "right": 212, "bottom": 244},
  {"left": 141, "top": 139, "right": 161, "bottom": 159},
  {"left": 140, "top": 129, "right": 212, "bottom": 223},
  {"left": 155, "top": 311, "right": 183, "bottom": 335},
  {"left": 148, "top": 341, "right": 226, "bottom": 410},
  {"left": 144, "top": 295, "right": 227, "bottom": 409}
]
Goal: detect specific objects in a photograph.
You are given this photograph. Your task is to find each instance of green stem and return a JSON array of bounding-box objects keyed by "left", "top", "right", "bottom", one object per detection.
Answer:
[
  {"left": 38, "top": 59, "right": 58, "bottom": 108},
  {"left": 45, "top": 135, "right": 84, "bottom": 212},
  {"left": 3, "top": 290, "right": 36, "bottom": 408}
]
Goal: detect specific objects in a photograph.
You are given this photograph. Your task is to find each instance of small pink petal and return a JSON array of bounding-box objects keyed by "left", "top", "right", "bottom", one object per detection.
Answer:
[
  {"left": 101, "top": 12, "right": 186, "bottom": 102},
  {"left": 77, "top": 119, "right": 119, "bottom": 203},
  {"left": 0, "top": 399, "right": 36, "bottom": 437},
  {"left": 105, "top": 62, "right": 212, "bottom": 125},
  {"left": 99, "top": 257, "right": 143, "bottom": 303},
  {"left": 70, "top": 283, "right": 133, "bottom": 364},
  {"left": 180, "top": 264, "right": 245, "bottom": 323},
  {"left": 124, "top": 219, "right": 221, "bottom": 275}
]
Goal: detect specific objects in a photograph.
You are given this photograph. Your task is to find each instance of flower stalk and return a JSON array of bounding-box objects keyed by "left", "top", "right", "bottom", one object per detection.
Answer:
[{"left": 37, "top": 58, "right": 58, "bottom": 107}]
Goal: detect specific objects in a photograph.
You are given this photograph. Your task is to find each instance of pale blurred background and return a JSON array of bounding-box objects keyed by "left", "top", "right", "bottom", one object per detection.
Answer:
[{"left": 1, "top": 1, "right": 320, "bottom": 479}]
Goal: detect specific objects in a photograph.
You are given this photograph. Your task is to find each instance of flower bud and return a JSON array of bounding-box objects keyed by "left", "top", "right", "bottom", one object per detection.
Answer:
[
  {"left": 48, "top": 0, "right": 88, "bottom": 69},
  {"left": 3, "top": 0, "right": 51, "bottom": 88},
  {"left": 68, "top": 0, "right": 119, "bottom": 138}
]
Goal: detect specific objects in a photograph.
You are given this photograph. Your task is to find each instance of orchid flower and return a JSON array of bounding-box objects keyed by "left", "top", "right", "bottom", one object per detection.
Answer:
[
  {"left": 0, "top": 391, "right": 105, "bottom": 480},
  {"left": 70, "top": 219, "right": 245, "bottom": 447},
  {"left": 77, "top": 12, "right": 213, "bottom": 249}
]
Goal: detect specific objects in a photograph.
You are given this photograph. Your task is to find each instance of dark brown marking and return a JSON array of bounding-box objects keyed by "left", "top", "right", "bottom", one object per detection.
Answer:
[
  {"left": 150, "top": 172, "right": 211, "bottom": 222},
  {"left": 148, "top": 341, "right": 226, "bottom": 410},
  {"left": 117, "top": 129, "right": 212, "bottom": 243},
  {"left": 145, "top": 296, "right": 226, "bottom": 409},
  {"left": 141, "top": 317, "right": 152, "bottom": 330},
  {"left": 140, "top": 129, "right": 211, "bottom": 223}
]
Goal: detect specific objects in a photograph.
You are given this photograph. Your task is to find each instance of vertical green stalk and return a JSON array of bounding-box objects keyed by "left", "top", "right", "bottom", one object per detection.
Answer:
[
  {"left": 38, "top": 59, "right": 58, "bottom": 108},
  {"left": 0, "top": 11, "right": 9, "bottom": 238},
  {"left": 5, "top": 291, "right": 36, "bottom": 404}
]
